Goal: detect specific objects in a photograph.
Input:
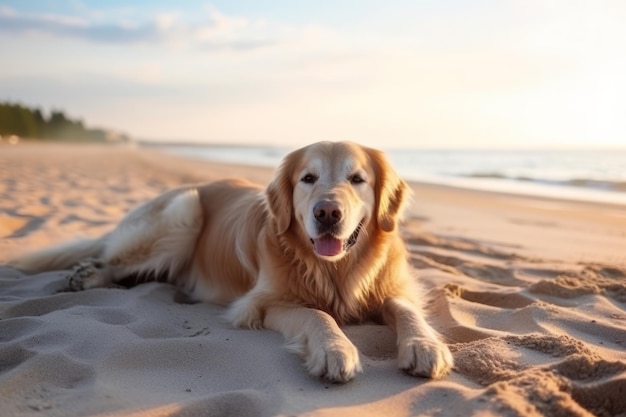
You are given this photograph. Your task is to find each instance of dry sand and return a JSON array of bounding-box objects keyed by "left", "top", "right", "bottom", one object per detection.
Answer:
[{"left": 1, "top": 143, "right": 625, "bottom": 417}]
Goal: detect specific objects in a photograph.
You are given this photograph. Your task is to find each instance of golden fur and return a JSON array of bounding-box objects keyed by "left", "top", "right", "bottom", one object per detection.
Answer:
[{"left": 10, "top": 141, "right": 453, "bottom": 382}]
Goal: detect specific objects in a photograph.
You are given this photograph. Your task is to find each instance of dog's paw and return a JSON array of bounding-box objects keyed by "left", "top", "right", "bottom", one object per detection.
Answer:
[
  {"left": 67, "top": 260, "right": 108, "bottom": 291},
  {"left": 398, "top": 337, "right": 453, "bottom": 379},
  {"left": 224, "top": 297, "right": 264, "bottom": 330},
  {"left": 303, "top": 336, "right": 362, "bottom": 383}
]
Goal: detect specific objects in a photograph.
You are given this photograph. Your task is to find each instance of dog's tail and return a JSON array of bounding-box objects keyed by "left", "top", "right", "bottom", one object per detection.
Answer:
[{"left": 7, "top": 236, "right": 106, "bottom": 273}]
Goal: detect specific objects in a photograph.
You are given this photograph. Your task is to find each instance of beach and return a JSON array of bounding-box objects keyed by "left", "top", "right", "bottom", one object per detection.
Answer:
[{"left": 1, "top": 143, "right": 625, "bottom": 417}]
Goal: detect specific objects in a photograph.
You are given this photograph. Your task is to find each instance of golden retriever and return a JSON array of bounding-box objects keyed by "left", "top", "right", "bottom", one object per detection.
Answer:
[{"left": 9, "top": 141, "right": 453, "bottom": 382}]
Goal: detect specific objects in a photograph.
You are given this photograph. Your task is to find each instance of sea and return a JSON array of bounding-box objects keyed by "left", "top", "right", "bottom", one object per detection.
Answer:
[{"left": 157, "top": 144, "right": 626, "bottom": 206}]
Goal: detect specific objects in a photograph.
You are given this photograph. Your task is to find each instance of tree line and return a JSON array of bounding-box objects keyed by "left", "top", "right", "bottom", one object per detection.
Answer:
[{"left": 0, "top": 101, "right": 127, "bottom": 142}]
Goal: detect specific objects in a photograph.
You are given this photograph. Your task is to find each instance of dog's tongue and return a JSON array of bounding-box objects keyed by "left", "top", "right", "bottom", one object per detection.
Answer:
[{"left": 314, "top": 235, "right": 343, "bottom": 257}]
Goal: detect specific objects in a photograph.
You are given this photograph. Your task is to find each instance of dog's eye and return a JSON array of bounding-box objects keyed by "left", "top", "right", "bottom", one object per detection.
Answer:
[
  {"left": 349, "top": 174, "right": 365, "bottom": 185},
  {"left": 301, "top": 174, "right": 318, "bottom": 184}
]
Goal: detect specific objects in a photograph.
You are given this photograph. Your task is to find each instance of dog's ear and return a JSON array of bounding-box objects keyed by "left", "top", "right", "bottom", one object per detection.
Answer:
[
  {"left": 367, "top": 148, "right": 409, "bottom": 233},
  {"left": 266, "top": 150, "right": 299, "bottom": 234}
]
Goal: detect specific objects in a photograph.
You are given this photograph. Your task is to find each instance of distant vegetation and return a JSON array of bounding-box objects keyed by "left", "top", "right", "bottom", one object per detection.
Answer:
[{"left": 0, "top": 101, "right": 128, "bottom": 142}]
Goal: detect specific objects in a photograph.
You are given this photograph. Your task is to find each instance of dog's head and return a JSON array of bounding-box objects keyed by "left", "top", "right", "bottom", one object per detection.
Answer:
[{"left": 267, "top": 141, "right": 408, "bottom": 261}]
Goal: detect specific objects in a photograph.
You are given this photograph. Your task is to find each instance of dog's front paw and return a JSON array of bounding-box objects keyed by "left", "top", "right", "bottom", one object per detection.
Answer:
[
  {"left": 398, "top": 337, "right": 453, "bottom": 379},
  {"left": 225, "top": 297, "right": 264, "bottom": 330},
  {"left": 303, "top": 336, "right": 362, "bottom": 383},
  {"left": 67, "top": 260, "right": 107, "bottom": 291}
]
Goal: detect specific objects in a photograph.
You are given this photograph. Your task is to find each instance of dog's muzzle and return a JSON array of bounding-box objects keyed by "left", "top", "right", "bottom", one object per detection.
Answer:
[{"left": 311, "top": 220, "right": 364, "bottom": 258}]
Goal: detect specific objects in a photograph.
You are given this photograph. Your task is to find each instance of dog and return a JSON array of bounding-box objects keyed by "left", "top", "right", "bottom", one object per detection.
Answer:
[{"left": 9, "top": 141, "right": 453, "bottom": 382}]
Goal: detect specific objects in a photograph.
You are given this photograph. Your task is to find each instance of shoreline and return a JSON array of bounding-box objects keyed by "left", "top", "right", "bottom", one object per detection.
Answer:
[
  {"left": 6, "top": 140, "right": 626, "bottom": 207},
  {"left": 153, "top": 142, "right": 626, "bottom": 207},
  {"left": 142, "top": 143, "right": 626, "bottom": 210}
]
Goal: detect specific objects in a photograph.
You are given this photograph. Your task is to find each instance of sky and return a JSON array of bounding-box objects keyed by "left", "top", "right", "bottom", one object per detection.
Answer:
[{"left": 1, "top": 1, "right": 625, "bottom": 149}]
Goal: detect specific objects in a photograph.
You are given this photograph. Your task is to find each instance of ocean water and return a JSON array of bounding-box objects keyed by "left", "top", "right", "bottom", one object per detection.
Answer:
[{"left": 160, "top": 144, "right": 626, "bottom": 206}]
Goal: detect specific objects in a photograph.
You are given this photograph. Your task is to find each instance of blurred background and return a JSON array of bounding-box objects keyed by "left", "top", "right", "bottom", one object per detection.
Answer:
[{"left": 1, "top": 1, "right": 625, "bottom": 201}]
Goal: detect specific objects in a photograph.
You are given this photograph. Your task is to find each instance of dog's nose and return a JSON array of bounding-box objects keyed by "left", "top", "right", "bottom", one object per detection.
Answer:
[{"left": 314, "top": 201, "right": 342, "bottom": 226}]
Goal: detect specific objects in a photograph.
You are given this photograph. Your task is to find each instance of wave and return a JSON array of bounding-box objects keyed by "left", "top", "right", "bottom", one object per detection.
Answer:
[{"left": 463, "top": 172, "right": 626, "bottom": 193}]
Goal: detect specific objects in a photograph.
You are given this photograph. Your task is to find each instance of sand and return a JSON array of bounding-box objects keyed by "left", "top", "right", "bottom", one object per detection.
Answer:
[{"left": 1, "top": 143, "right": 625, "bottom": 417}]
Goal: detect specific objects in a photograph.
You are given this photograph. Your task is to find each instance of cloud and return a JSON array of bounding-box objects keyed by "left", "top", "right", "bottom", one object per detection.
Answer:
[
  {"left": 0, "top": 6, "right": 275, "bottom": 51},
  {"left": 0, "top": 6, "right": 160, "bottom": 43},
  {"left": 191, "top": 9, "right": 277, "bottom": 52}
]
